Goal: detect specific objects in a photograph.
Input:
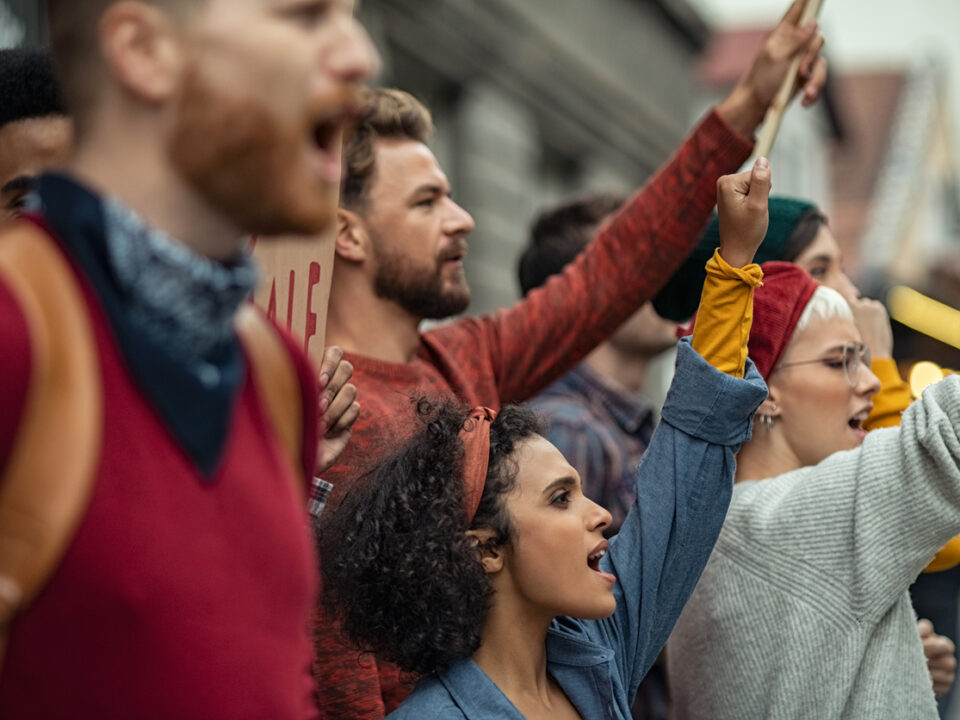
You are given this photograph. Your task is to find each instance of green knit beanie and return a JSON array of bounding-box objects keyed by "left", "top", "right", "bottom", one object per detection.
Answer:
[{"left": 653, "top": 196, "right": 817, "bottom": 321}]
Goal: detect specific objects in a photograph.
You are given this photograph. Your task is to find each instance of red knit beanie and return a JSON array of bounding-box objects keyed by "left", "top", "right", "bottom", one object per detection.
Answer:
[
  {"left": 682, "top": 261, "right": 818, "bottom": 381},
  {"left": 748, "top": 262, "right": 819, "bottom": 380}
]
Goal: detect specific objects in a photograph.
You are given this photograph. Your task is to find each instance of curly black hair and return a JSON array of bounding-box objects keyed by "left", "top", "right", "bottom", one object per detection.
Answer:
[
  {"left": 0, "top": 48, "right": 66, "bottom": 129},
  {"left": 318, "top": 398, "right": 542, "bottom": 676}
]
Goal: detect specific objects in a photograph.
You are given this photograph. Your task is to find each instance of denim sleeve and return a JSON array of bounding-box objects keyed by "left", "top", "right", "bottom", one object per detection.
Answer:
[{"left": 578, "top": 338, "right": 767, "bottom": 696}]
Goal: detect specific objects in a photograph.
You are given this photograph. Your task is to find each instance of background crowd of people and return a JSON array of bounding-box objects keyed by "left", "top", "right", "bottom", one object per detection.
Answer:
[{"left": 1, "top": 1, "right": 959, "bottom": 719}]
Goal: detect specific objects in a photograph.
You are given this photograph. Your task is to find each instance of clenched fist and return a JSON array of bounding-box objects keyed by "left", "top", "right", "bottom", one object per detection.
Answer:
[
  {"left": 846, "top": 295, "right": 894, "bottom": 360},
  {"left": 919, "top": 619, "right": 957, "bottom": 697},
  {"left": 716, "top": 157, "right": 772, "bottom": 269}
]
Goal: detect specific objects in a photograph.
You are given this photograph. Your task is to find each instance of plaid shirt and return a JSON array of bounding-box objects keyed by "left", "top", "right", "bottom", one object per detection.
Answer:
[{"left": 527, "top": 363, "right": 656, "bottom": 532}]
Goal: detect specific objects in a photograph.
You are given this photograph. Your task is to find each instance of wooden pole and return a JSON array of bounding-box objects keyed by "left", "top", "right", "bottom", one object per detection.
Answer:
[{"left": 754, "top": 0, "right": 825, "bottom": 159}]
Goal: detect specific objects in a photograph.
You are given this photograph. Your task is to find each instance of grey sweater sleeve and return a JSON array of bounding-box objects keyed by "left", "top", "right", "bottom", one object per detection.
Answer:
[{"left": 726, "top": 375, "right": 960, "bottom": 623}]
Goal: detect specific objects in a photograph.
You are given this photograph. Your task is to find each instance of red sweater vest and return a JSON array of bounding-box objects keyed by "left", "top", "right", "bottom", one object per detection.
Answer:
[{"left": 0, "top": 242, "right": 320, "bottom": 719}]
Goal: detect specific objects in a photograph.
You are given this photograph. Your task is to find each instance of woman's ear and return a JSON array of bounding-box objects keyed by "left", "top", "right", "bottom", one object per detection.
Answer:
[
  {"left": 466, "top": 528, "right": 504, "bottom": 575},
  {"left": 335, "top": 208, "right": 369, "bottom": 263},
  {"left": 765, "top": 383, "right": 783, "bottom": 418},
  {"left": 757, "top": 394, "right": 781, "bottom": 419},
  {"left": 754, "top": 388, "right": 783, "bottom": 431}
]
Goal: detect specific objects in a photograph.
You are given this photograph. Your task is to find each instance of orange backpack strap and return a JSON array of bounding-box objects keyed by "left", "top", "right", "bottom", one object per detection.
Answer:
[
  {"left": 0, "top": 222, "right": 103, "bottom": 671},
  {"left": 235, "top": 305, "right": 308, "bottom": 503}
]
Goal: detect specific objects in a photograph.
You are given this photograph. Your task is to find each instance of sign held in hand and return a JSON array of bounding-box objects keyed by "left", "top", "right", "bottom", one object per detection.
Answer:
[{"left": 251, "top": 232, "right": 336, "bottom": 362}]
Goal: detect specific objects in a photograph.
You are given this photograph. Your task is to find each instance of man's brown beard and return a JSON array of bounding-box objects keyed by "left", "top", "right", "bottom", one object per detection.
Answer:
[
  {"left": 169, "top": 64, "right": 336, "bottom": 237},
  {"left": 372, "top": 236, "right": 470, "bottom": 320}
]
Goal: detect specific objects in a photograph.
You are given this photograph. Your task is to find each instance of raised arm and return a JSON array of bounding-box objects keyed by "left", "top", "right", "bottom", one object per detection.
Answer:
[
  {"left": 440, "top": 109, "right": 752, "bottom": 405},
  {"left": 430, "top": 2, "right": 826, "bottom": 404},
  {"left": 551, "top": 161, "right": 772, "bottom": 703},
  {"left": 838, "top": 296, "right": 960, "bottom": 579}
]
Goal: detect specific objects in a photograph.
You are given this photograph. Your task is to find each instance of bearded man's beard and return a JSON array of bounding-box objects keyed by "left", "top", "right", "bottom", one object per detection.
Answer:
[
  {"left": 169, "top": 64, "right": 336, "bottom": 237},
  {"left": 373, "top": 242, "right": 471, "bottom": 320}
]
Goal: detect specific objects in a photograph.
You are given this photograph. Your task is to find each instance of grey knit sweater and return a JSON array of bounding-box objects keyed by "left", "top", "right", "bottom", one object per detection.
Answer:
[{"left": 667, "top": 375, "right": 960, "bottom": 719}]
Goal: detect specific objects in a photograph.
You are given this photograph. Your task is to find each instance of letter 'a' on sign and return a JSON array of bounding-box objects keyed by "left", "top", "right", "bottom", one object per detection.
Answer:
[{"left": 252, "top": 233, "right": 333, "bottom": 361}]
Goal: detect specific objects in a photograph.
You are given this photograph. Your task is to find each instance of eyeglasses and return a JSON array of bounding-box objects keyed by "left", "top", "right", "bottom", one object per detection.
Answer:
[{"left": 777, "top": 342, "right": 871, "bottom": 387}]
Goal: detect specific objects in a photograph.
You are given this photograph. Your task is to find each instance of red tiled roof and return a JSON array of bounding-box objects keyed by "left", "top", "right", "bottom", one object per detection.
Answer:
[{"left": 697, "top": 28, "right": 768, "bottom": 87}]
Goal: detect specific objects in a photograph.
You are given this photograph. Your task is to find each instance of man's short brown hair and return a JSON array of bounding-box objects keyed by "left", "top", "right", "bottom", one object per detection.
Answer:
[
  {"left": 341, "top": 88, "right": 434, "bottom": 211},
  {"left": 45, "top": 0, "right": 193, "bottom": 130},
  {"left": 518, "top": 192, "right": 627, "bottom": 296}
]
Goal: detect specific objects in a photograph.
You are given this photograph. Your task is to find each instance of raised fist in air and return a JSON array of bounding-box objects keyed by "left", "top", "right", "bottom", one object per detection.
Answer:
[{"left": 716, "top": 157, "right": 773, "bottom": 269}]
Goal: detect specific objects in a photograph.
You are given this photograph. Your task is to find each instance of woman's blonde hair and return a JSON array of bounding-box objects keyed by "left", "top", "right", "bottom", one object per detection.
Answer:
[{"left": 794, "top": 285, "right": 854, "bottom": 335}]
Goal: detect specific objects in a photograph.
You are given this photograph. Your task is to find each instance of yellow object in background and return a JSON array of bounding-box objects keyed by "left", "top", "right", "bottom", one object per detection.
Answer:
[
  {"left": 909, "top": 361, "right": 946, "bottom": 399},
  {"left": 926, "top": 536, "right": 960, "bottom": 573},
  {"left": 888, "top": 285, "right": 960, "bottom": 350}
]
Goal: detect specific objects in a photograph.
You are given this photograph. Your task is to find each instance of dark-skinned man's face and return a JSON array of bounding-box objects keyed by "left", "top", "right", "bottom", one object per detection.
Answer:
[{"left": 0, "top": 115, "right": 72, "bottom": 221}]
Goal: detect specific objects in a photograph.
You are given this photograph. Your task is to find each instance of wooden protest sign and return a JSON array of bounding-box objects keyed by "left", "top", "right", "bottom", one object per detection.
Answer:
[
  {"left": 251, "top": 229, "right": 336, "bottom": 362},
  {"left": 754, "top": 0, "right": 825, "bottom": 159}
]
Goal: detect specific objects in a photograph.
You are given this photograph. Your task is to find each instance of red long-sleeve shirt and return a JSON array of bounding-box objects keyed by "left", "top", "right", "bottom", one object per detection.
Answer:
[{"left": 314, "top": 108, "right": 753, "bottom": 719}]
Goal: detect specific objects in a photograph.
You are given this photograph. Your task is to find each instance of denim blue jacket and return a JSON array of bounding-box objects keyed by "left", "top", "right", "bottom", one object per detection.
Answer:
[{"left": 387, "top": 339, "right": 767, "bottom": 720}]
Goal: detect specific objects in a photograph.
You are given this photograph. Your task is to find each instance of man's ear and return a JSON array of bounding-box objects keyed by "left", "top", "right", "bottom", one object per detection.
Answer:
[
  {"left": 336, "top": 208, "right": 369, "bottom": 264},
  {"left": 466, "top": 528, "right": 504, "bottom": 575},
  {"left": 100, "top": 2, "right": 185, "bottom": 103}
]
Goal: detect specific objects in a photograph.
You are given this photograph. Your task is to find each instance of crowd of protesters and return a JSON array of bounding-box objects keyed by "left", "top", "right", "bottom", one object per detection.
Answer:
[{"left": 1, "top": 1, "right": 959, "bottom": 719}]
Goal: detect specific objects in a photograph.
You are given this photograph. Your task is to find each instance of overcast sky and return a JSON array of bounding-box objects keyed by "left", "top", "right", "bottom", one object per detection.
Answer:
[{"left": 688, "top": 0, "right": 960, "bottom": 155}]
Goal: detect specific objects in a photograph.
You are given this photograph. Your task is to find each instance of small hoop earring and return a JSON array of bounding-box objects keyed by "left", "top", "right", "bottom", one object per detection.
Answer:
[{"left": 759, "top": 414, "right": 775, "bottom": 429}]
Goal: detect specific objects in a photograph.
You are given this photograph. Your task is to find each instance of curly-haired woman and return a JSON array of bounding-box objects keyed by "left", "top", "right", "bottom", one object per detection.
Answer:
[
  {"left": 666, "top": 262, "right": 960, "bottom": 719},
  {"left": 319, "top": 162, "right": 774, "bottom": 719}
]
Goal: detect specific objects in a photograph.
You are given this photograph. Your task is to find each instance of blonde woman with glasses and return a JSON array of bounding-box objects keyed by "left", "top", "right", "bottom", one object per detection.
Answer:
[{"left": 667, "top": 261, "right": 960, "bottom": 719}]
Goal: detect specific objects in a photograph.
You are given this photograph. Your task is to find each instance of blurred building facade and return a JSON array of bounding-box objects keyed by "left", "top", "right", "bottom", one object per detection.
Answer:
[
  {"left": 0, "top": 0, "right": 43, "bottom": 48},
  {"left": 698, "top": 24, "right": 960, "bottom": 366},
  {"left": 848, "top": 62, "right": 960, "bottom": 293},
  {"left": 839, "top": 62, "right": 960, "bottom": 367}
]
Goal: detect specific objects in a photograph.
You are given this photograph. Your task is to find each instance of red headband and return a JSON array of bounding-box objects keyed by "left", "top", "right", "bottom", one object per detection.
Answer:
[{"left": 459, "top": 407, "right": 498, "bottom": 525}]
